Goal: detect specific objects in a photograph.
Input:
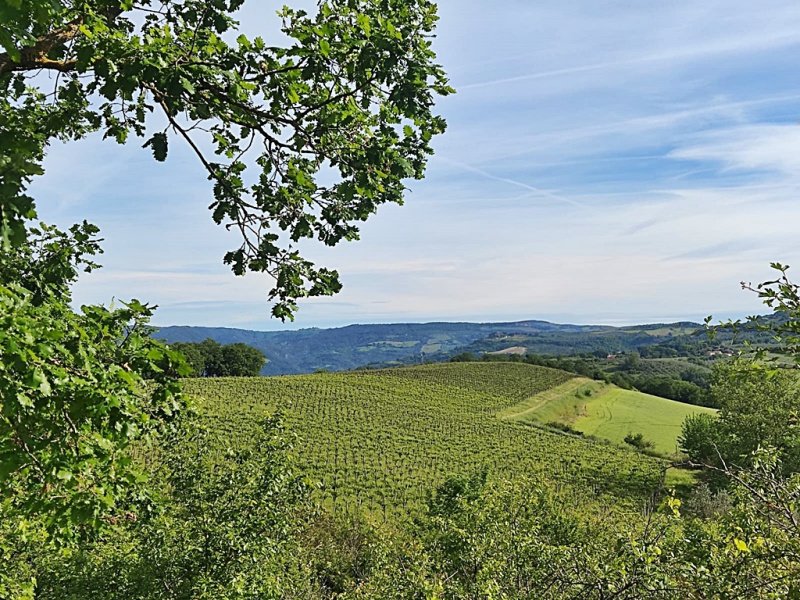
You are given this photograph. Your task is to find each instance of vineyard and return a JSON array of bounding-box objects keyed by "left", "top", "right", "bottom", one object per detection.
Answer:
[
  {"left": 369, "top": 361, "right": 575, "bottom": 406},
  {"left": 183, "top": 363, "right": 669, "bottom": 520}
]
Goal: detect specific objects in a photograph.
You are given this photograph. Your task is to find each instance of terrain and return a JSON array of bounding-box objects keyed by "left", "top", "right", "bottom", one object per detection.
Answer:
[
  {"left": 156, "top": 318, "right": 718, "bottom": 375},
  {"left": 498, "top": 378, "right": 716, "bottom": 454},
  {"left": 182, "top": 362, "right": 706, "bottom": 518},
  {"left": 158, "top": 316, "right": 778, "bottom": 377}
]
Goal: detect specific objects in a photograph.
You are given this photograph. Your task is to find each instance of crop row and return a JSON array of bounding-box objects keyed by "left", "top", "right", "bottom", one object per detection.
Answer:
[{"left": 182, "top": 364, "right": 665, "bottom": 519}]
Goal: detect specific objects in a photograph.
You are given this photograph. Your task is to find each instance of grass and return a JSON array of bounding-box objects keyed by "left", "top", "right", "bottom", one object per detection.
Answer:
[
  {"left": 500, "top": 378, "right": 716, "bottom": 455},
  {"left": 664, "top": 466, "right": 702, "bottom": 494},
  {"left": 497, "top": 378, "right": 603, "bottom": 423},
  {"left": 575, "top": 388, "right": 716, "bottom": 455}
]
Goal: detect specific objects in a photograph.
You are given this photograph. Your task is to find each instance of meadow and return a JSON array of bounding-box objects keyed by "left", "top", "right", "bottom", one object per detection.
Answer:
[
  {"left": 184, "top": 362, "right": 678, "bottom": 519},
  {"left": 500, "top": 377, "right": 716, "bottom": 454}
]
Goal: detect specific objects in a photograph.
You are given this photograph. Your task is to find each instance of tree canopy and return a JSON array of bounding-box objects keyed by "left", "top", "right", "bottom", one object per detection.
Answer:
[
  {"left": 0, "top": 223, "right": 187, "bottom": 547},
  {"left": 171, "top": 339, "right": 266, "bottom": 376},
  {"left": 680, "top": 264, "right": 800, "bottom": 475},
  {"left": 0, "top": 0, "right": 450, "bottom": 557},
  {"left": 0, "top": 0, "right": 452, "bottom": 319}
]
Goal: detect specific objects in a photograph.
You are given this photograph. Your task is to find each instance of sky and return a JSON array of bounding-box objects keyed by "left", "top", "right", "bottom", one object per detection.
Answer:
[{"left": 33, "top": 0, "right": 800, "bottom": 330}]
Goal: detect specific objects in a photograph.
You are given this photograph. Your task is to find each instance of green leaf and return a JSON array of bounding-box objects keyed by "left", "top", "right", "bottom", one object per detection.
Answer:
[
  {"left": 56, "top": 469, "right": 73, "bottom": 482},
  {"left": 180, "top": 77, "right": 195, "bottom": 95},
  {"left": 28, "top": 367, "right": 51, "bottom": 395},
  {"left": 143, "top": 132, "right": 169, "bottom": 162},
  {"left": 357, "top": 14, "right": 371, "bottom": 36}
]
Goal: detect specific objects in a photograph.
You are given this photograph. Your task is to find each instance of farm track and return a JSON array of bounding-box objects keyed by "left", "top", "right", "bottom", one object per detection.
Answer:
[{"left": 490, "top": 374, "right": 716, "bottom": 455}]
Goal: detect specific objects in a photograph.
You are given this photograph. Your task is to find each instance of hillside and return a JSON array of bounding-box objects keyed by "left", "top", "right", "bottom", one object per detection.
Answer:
[
  {"left": 156, "top": 318, "right": 711, "bottom": 375},
  {"left": 184, "top": 362, "right": 674, "bottom": 517},
  {"left": 498, "top": 378, "right": 716, "bottom": 454}
]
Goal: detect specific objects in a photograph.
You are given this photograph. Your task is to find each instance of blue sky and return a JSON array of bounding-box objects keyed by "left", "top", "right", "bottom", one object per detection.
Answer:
[{"left": 33, "top": 0, "right": 800, "bottom": 329}]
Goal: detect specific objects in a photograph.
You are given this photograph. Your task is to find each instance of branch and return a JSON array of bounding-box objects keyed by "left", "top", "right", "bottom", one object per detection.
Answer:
[
  {"left": 0, "top": 3, "right": 127, "bottom": 75},
  {"left": 0, "top": 18, "right": 83, "bottom": 75}
]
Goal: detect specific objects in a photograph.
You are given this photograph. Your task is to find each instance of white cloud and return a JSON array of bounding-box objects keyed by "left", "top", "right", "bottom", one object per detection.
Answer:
[
  {"left": 28, "top": 0, "right": 800, "bottom": 329},
  {"left": 669, "top": 124, "right": 800, "bottom": 175}
]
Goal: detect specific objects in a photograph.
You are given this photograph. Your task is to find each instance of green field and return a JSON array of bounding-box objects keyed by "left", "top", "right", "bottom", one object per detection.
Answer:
[
  {"left": 500, "top": 377, "right": 716, "bottom": 454},
  {"left": 183, "top": 363, "right": 668, "bottom": 519}
]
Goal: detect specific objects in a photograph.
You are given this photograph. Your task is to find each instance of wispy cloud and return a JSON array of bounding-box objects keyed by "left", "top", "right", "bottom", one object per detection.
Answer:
[
  {"left": 459, "top": 31, "right": 800, "bottom": 91},
  {"left": 669, "top": 124, "right": 800, "bottom": 175},
  {"left": 30, "top": 0, "right": 800, "bottom": 329}
]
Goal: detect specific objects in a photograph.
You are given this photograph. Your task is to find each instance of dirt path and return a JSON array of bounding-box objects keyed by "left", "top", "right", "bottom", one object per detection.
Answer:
[{"left": 497, "top": 377, "right": 595, "bottom": 421}]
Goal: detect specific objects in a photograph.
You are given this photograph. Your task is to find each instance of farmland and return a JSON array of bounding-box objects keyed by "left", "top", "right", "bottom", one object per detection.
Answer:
[
  {"left": 183, "top": 363, "right": 673, "bottom": 519},
  {"left": 500, "top": 377, "right": 717, "bottom": 454}
]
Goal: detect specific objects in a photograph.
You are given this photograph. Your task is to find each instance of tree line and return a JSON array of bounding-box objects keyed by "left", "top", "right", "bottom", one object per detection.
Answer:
[{"left": 170, "top": 339, "right": 266, "bottom": 377}]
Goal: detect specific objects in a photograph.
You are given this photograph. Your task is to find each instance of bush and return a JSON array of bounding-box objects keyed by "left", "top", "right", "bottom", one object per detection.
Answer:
[
  {"left": 624, "top": 432, "right": 654, "bottom": 451},
  {"left": 33, "top": 415, "right": 315, "bottom": 599},
  {"left": 683, "top": 483, "right": 732, "bottom": 519},
  {"left": 678, "top": 413, "right": 719, "bottom": 463}
]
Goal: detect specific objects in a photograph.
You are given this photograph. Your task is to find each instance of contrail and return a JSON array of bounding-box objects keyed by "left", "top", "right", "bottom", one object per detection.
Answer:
[
  {"left": 459, "top": 31, "right": 800, "bottom": 91},
  {"left": 459, "top": 60, "right": 637, "bottom": 90},
  {"left": 492, "top": 93, "right": 800, "bottom": 163},
  {"left": 439, "top": 157, "right": 589, "bottom": 209}
]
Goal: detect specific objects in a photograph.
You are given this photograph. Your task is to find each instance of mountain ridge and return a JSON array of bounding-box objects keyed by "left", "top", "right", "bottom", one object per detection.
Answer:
[{"left": 154, "top": 318, "right": 706, "bottom": 375}]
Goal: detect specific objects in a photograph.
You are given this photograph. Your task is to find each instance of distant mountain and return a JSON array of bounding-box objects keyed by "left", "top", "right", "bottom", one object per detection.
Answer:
[{"left": 154, "top": 319, "right": 706, "bottom": 375}]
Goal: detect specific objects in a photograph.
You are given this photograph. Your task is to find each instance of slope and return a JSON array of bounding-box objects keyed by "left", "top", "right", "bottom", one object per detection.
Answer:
[
  {"left": 155, "top": 318, "right": 705, "bottom": 375},
  {"left": 183, "top": 363, "right": 666, "bottom": 518},
  {"left": 500, "top": 378, "right": 716, "bottom": 454}
]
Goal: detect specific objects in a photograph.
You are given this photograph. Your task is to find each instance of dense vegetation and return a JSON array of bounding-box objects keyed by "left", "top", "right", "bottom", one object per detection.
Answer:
[
  {"left": 0, "top": 223, "right": 187, "bottom": 549},
  {"left": 1, "top": 0, "right": 452, "bottom": 595},
  {"left": 680, "top": 361, "right": 800, "bottom": 475},
  {"left": 183, "top": 363, "right": 665, "bottom": 516},
  {"left": 8, "top": 359, "right": 800, "bottom": 598},
  {"left": 170, "top": 339, "right": 266, "bottom": 377}
]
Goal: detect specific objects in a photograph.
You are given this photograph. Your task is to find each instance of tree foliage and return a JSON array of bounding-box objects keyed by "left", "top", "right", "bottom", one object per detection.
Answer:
[
  {"left": 0, "top": 224, "right": 188, "bottom": 545},
  {"left": 681, "top": 264, "right": 800, "bottom": 475},
  {"left": 32, "top": 415, "right": 316, "bottom": 599},
  {"left": 0, "top": 0, "right": 452, "bottom": 319},
  {"left": 171, "top": 339, "right": 266, "bottom": 377}
]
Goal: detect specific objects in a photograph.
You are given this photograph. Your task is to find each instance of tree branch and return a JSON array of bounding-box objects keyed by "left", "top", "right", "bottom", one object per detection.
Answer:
[{"left": 0, "top": 18, "right": 83, "bottom": 75}]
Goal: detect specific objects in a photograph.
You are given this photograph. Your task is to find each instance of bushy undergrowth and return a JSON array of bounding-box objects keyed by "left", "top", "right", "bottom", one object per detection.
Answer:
[{"left": 15, "top": 445, "right": 800, "bottom": 599}]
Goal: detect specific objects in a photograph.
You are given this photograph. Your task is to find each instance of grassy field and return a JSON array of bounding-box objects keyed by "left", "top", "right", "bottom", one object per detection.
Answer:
[
  {"left": 576, "top": 387, "right": 716, "bottom": 454},
  {"left": 500, "top": 377, "right": 716, "bottom": 454},
  {"left": 183, "top": 363, "right": 667, "bottom": 519}
]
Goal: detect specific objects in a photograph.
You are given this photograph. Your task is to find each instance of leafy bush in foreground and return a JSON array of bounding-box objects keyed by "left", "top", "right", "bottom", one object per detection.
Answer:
[{"left": 32, "top": 415, "right": 314, "bottom": 599}]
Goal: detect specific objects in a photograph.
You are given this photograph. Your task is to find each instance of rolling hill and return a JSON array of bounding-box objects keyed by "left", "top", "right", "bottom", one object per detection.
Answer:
[
  {"left": 156, "top": 318, "right": 709, "bottom": 375},
  {"left": 498, "top": 377, "right": 716, "bottom": 454},
  {"left": 182, "top": 362, "right": 695, "bottom": 518}
]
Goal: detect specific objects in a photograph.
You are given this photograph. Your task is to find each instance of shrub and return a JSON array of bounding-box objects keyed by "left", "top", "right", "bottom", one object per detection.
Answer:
[{"left": 624, "top": 432, "right": 654, "bottom": 451}]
